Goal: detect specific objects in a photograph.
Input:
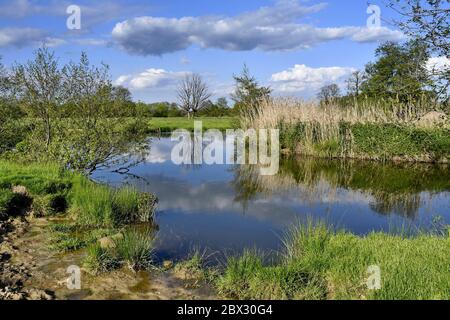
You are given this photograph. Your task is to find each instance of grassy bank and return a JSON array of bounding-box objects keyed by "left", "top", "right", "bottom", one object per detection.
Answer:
[
  {"left": 0, "top": 161, "right": 158, "bottom": 271},
  {"left": 243, "top": 99, "right": 450, "bottom": 163},
  {"left": 147, "top": 117, "right": 238, "bottom": 133},
  {"left": 216, "top": 222, "right": 450, "bottom": 300}
]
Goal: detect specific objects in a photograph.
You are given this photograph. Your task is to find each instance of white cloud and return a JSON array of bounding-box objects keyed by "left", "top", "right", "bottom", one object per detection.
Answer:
[
  {"left": 0, "top": 0, "right": 150, "bottom": 23},
  {"left": 426, "top": 56, "right": 450, "bottom": 72},
  {"left": 351, "top": 26, "right": 405, "bottom": 43},
  {"left": 115, "top": 68, "right": 189, "bottom": 91},
  {"left": 270, "top": 64, "right": 356, "bottom": 94},
  {"left": 112, "top": 0, "right": 404, "bottom": 56},
  {"left": 0, "top": 27, "right": 65, "bottom": 48}
]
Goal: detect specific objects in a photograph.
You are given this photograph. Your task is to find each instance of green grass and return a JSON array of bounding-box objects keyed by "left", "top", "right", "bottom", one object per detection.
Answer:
[
  {"left": 280, "top": 122, "right": 450, "bottom": 162},
  {"left": 0, "top": 161, "right": 158, "bottom": 256},
  {"left": 84, "top": 227, "right": 155, "bottom": 273},
  {"left": 216, "top": 222, "right": 450, "bottom": 300},
  {"left": 69, "top": 176, "right": 157, "bottom": 227},
  {"left": 147, "top": 117, "right": 238, "bottom": 132}
]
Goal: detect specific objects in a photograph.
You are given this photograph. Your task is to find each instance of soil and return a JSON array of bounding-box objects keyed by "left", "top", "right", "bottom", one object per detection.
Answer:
[{"left": 0, "top": 216, "right": 215, "bottom": 300}]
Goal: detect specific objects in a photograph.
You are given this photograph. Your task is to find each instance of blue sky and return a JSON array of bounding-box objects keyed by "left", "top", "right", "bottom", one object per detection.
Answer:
[{"left": 0, "top": 0, "right": 406, "bottom": 102}]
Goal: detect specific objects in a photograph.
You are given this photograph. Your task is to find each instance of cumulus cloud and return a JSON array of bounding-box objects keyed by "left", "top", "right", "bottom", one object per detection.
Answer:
[
  {"left": 115, "top": 68, "right": 189, "bottom": 91},
  {"left": 112, "top": 0, "right": 404, "bottom": 56},
  {"left": 0, "top": 27, "right": 65, "bottom": 48},
  {"left": 270, "top": 64, "right": 356, "bottom": 94}
]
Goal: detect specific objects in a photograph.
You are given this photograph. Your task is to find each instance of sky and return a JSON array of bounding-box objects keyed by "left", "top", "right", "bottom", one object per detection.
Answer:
[{"left": 0, "top": 0, "right": 408, "bottom": 102}]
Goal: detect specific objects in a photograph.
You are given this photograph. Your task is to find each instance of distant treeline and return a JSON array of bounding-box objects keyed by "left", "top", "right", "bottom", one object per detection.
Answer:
[{"left": 134, "top": 98, "right": 238, "bottom": 118}]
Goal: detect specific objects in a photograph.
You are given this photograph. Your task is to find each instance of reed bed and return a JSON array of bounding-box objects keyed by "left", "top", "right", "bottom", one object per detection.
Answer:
[{"left": 240, "top": 98, "right": 449, "bottom": 162}]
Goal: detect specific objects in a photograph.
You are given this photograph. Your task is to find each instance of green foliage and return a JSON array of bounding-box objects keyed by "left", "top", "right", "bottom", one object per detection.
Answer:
[
  {"left": 8, "top": 49, "right": 148, "bottom": 174},
  {"left": 69, "top": 176, "right": 157, "bottom": 227},
  {"left": 83, "top": 243, "right": 119, "bottom": 273},
  {"left": 115, "top": 227, "right": 155, "bottom": 271},
  {"left": 217, "top": 222, "right": 450, "bottom": 300},
  {"left": 361, "top": 41, "right": 432, "bottom": 101},
  {"left": 280, "top": 122, "right": 450, "bottom": 162},
  {"left": 147, "top": 117, "right": 237, "bottom": 133},
  {"left": 232, "top": 65, "right": 271, "bottom": 114},
  {"left": 84, "top": 227, "right": 155, "bottom": 273},
  {"left": 32, "top": 193, "right": 67, "bottom": 217},
  {"left": 48, "top": 224, "right": 115, "bottom": 252},
  {"left": 352, "top": 124, "right": 450, "bottom": 161}
]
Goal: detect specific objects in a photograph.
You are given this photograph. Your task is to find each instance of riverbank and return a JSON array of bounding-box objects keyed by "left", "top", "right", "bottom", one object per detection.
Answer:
[
  {"left": 214, "top": 222, "right": 450, "bottom": 300},
  {"left": 243, "top": 99, "right": 450, "bottom": 163},
  {"left": 0, "top": 160, "right": 214, "bottom": 299},
  {"left": 1, "top": 161, "right": 449, "bottom": 300}
]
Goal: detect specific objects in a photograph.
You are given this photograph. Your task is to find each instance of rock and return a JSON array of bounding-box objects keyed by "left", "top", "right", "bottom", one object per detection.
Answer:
[
  {"left": 98, "top": 237, "right": 115, "bottom": 249},
  {"left": 98, "top": 233, "right": 124, "bottom": 249},
  {"left": 163, "top": 260, "right": 174, "bottom": 270},
  {"left": 12, "top": 186, "right": 29, "bottom": 196},
  {"left": 26, "top": 288, "right": 54, "bottom": 300},
  {"left": 416, "top": 111, "right": 448, "bottom": 127}
]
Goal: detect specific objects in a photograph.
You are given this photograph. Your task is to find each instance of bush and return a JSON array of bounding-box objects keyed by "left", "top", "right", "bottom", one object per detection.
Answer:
[
  {"left": 32, "top": 193, "right": 68, "bottom": 217},
  {"left": 84, "top": 243, "right": 119, "bottom": 273},
  {"left": 0, "top": 188, "right": 32, "bottom": 220}
]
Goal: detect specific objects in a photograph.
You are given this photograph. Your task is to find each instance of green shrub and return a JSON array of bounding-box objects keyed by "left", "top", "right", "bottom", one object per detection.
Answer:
[
  {"left": 32, "top": 193, "right": 68, "bottom": 217},
  {"left": 115, "top": 227, "right": 155, "bottom": 271},
  {"left": 84, "top": 243, "right": 119, "bottom": 273}
]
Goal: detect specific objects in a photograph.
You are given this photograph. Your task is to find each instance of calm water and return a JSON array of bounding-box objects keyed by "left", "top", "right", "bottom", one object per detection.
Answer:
[{"left": 92, "top": 136, "right": 450, "bottom": 261}]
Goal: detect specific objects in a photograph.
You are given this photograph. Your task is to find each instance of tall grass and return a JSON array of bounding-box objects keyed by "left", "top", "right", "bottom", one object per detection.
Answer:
[
  {"left": 84, "top": 227, "right": 155, "bottom": 272},
  {"left": 216, "top": 221, "right": 450, "bottom": 300},
  {"left": 69, "top": 176, "right": 157, "bottom": 227},
  {"left": 241, "top": 98, "right": 449, "bottom": 162}
]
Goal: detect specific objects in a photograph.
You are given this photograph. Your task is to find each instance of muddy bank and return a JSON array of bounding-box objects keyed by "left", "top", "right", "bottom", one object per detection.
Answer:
[
  {"left": 2, "top": 217, "right": 215, "bottom": 300},
  {"left": 0, "top": 217, "right": 54, "bottom": 300}
]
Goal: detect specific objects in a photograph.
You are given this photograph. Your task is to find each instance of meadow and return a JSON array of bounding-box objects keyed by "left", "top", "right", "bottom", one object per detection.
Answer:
[{"left": 147, "top": 116, "right": 238, "bottom": 133}]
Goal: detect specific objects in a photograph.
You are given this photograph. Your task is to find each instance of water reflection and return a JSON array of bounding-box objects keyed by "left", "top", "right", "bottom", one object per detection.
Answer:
[
  {"left": 234, "top": 158, "right": 450, "bottom": 219},
  {"left": 93, "top": 137, "right": 450, "bottom": 260}
]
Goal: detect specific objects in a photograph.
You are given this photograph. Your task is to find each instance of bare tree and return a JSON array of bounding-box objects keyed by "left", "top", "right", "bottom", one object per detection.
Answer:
[
  {"left": 317, "top": 84, "right": 341, "bottom": 104},
  {"left": 177, "top": 74, "right": 212, "bottom": 118},
  {"left": 346, "top": 70, "right": 365, "bottom": 97}
]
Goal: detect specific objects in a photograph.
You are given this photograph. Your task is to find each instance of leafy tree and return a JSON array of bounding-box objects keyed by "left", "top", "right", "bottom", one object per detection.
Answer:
[
  {"left": 12, "top": 47, "right": 63, "bottom": 149},
  {"left": 387, "top": 0, "right": 449, "bottom": 99},
  {"left": 0, "top": 58, "right": 26, "bottom": 153},
  {"left": 361, "top": 41, "right": 432, "bottom": 101},
  {"left": 317, "top": 84, "right": 341, "bottom": 104},
  {"left": 11, "top": 49, "right": 147, "bottom": 174},
  {"left": 232, "top": 65, "right": 271, "bottom": 113}
]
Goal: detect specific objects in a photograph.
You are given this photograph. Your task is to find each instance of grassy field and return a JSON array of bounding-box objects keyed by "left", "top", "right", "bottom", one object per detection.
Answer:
[
  {"left": 216, "top": 222, "right": 450, "bottom": 300},
  {"left": 0, "top": 161, "right": 158, "bottom": 271},
  {"left": 147, "top": 117, "right": 238, "bottom": 132}
]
